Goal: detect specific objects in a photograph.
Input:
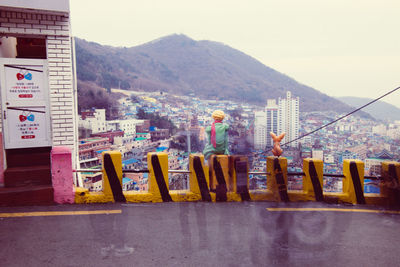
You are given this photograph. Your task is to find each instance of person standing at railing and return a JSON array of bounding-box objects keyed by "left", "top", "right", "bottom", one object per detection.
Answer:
[{"left": 203, "top": 110, "right": 229, "bottom": 160}]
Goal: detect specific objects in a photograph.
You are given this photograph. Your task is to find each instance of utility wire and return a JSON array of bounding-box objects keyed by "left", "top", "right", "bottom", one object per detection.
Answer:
[{"left": 281, "top": 85, "right": 400, "bottom": 147}]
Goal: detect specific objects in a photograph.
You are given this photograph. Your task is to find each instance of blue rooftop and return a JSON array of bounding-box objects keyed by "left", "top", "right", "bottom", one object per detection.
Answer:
[
  {"left": 123, "top": 158, "right": 139, "bottom": 165},
  {"left": 156, "top": 146, "right": 168, "bottom": 152},
  {"left": 123, "top": 178, "right": 136, "bottom": 184}
]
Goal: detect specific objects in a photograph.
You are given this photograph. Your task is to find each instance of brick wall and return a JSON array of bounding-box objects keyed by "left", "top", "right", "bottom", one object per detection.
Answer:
[{"left": 0, "top": 9, "right": 77, "bottom": 153}]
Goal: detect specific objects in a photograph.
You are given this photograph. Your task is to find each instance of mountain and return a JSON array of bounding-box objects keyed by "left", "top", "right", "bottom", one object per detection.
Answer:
[
  {"left": 75, "top": 34, "right": 359, "bottom": 113},
  {"left": 337, "top": 96, "right": 400, "bottom": 121}
]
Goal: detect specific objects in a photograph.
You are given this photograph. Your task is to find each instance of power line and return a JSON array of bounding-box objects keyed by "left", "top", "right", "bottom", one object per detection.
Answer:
[{"left": 281, "top": 85, "right": 400, "bottom": 147}]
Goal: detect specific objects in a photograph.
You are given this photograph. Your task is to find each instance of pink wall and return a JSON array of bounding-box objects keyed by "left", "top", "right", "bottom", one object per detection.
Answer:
[{"left": 51, "top": 146, "right": 75, "bottom": 204}]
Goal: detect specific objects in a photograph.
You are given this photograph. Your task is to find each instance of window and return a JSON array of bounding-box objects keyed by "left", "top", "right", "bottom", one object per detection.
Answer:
[{"left": 17, "top": 37, "right": 47, "bottom": 59}]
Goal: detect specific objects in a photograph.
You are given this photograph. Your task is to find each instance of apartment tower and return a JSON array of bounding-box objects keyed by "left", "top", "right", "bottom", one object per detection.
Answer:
[{"left": 278, "top": 91, "right": 300, "bottom": 147}]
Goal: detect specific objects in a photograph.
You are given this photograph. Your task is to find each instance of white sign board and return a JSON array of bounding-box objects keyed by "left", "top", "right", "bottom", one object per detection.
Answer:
[
  {"left": 0, "top": 59, "right": 52, "bottom": 149},
  {"left": 5, "top": 65, "right": 46, "bottom": 101},
  {"left": 7, "top": 106, "right": 47, "bottom": 142}
]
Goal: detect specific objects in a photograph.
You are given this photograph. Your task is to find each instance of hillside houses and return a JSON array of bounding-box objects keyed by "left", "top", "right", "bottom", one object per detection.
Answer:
[{"left": 78, "top": 89, "right": 400, "bottom": 193}]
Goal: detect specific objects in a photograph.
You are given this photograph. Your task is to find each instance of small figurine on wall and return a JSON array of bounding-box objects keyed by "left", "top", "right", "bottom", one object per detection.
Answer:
[
  {"left": 270, "top": 132, "right": 285, "bottom": 157},
  {"left": 203, "top": 110, "right": 229, "bottom": 160}
]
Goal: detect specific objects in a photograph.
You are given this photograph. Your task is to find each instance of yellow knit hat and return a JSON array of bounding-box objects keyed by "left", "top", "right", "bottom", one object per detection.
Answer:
[{"left": 212, "top": 110, "right": 225, "bottom": 121}]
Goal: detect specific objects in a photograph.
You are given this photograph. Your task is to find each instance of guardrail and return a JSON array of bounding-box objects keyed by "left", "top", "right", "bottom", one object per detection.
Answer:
[
  {"left": 51, "top": 147, "right": 400, "bottom": 206},
  {"left": 73, "top": 169, "right": 382, "bottom": 179}
]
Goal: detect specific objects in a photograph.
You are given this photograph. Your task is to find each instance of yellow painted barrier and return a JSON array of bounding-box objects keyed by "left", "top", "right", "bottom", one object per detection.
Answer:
[
  {"left": 189, "top": 154, "right": 211, "bottom": 201},
  {"left": 303, "top": 158, "right": 324, "bottom": 201},
  {"left": 380, "top": 161, "right": 400, "bottom": 206},
  {"left": 102, "top": 151, "right": 126, "bottom": 202},
  {"left": 267, "top": 156, "right": 289, "bottom": 202},
  {"left": 126, "top": 152, "right": 197, "bottom": 203},
  {"left": 209, "top": 155, "right": 230, "bottom": 189},
  {"left": 72, "top": 152, "right": 400, "bottom": 207},
  {"left": 74, "top": 151, "right": 125, "bottom": 204},
  {"left": 147, "top": 152, "right": 172, "bottom": 202},
  {"left": 209, "top": 155, "right": 230, "bottom": 201},
  {"left": 229, "top": 155, "right": 251, "bottom": 201},
  {"left": 342, "top": 159, "right": 365, "bottom": 204}
]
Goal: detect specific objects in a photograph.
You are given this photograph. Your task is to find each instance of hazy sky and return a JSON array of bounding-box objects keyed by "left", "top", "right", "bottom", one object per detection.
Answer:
[{"left": 70, "top": 0, "right": 400, "bottom": 108}]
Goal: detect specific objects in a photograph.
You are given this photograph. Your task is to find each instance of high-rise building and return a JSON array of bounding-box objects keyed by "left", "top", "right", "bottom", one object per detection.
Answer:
[
  {"left": 278, "top": 91, "right": 300, "bottom": 147},
  {"left": 265, "top": 99, "right": 279, "bottom": 147},
  {"left": 254, "top": 93, "right": 299, "bottom": 150},
  {"left": 254, "top": 111, "right": 267, "bottom": 150}
]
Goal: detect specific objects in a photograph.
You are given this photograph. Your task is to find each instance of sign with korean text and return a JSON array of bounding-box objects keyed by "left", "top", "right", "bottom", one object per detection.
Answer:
[
  {"left": 6, "top": 106, "right": 47, "bottom": 142},
  {"left": 4, "top": 64, "right": 45, "bottom": 101},
  {"left": 0, "top": 59, "right": 52, "bottom": 149}
]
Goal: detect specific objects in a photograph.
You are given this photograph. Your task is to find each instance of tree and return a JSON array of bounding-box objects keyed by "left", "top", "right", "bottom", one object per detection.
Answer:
[
  {"left": 136, "top": 107, "right": 177, "bottom": 134},
  {"left": 169, "top": 133, "right": 202, "bottom": 153},
  {"left": 136, "top": 107, "right": 146, "bottom": 119},
  {"left": 130, "top": 95, "right": 140, "bottom": 103},
  {"left": 77, "top": 81, "right": 119, "bottom": 120},
  {"left": 228, "top": 107, "right": 244, "bottom": 120}
]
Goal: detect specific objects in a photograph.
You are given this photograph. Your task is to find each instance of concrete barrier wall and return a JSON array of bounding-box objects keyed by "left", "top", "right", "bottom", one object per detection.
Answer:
[{"left": 49, "top": 148, "right": 400, "bottom": 206}]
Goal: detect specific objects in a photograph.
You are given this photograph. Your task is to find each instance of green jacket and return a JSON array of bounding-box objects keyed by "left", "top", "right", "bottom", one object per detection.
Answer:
[{"left": 203, "top": 123, "right": 229, "bottom": 160}]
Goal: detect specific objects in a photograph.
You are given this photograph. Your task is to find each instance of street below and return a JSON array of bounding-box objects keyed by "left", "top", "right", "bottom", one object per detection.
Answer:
[{"left": 1, "top": 201, "right": 399, "bottom": 266}]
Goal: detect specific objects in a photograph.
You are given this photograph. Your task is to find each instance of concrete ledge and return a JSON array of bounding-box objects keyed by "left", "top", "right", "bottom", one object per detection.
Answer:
[
  {"left": 170, "top": 191, "right": 201, "bottom": 202},
  {"left": 74, "top": 189, "right": 114, "bottom": 204},
  {"left": 125, "top": 192, "right": 155, "bottom": 203},
  {"left": 365, "top": 193, "right": 388, "bottom": 206},
  {"left": 249, "top": 189, "right": 274, "bottom": 201},
  {"left": 68, "top": 153, "right": 400, "bottom": 207}
]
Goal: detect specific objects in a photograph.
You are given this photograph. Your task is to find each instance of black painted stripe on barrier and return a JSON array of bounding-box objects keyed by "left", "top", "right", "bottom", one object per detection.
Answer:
[
  {"left": 235, "top": 159, "right": 251, "bottom": 201},
  {"left": 309, "top": 160, "right": 324, "bottom": 202},
  {"left": 273, "top": 158, "right": 289, "bottom": 202},
  {"left": 388, "top": 164, "right": 400, "bottom": 204},
  {"left": 213, "top": 157, "right": 228, "bottom": 202},
  {"left": 349, "top": 162, "right": 366, "bottom": 204},
  {"left": 193, "top": 156, "right": 211, "bottom": 201},
  {"left": 104, "top": 153, "right": 126, "bottom": 202},
  {"left": 388, "top": 164, "right": 398, "bottom": 185},
  {"left": 151, "top": 154, "right": 173, "bottom": 202}
]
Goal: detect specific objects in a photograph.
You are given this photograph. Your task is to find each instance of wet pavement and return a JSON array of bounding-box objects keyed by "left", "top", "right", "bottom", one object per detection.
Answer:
[{"left": 0, "top": 201, "right": 400, "bottom": 266}]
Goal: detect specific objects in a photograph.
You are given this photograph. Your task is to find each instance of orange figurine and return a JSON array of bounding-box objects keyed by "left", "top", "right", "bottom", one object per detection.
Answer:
[{"left": 270, "top": 132, "right": 285, "bottom": 157}]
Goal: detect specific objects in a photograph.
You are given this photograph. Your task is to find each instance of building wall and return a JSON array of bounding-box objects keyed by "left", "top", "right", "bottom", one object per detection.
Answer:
[
  {"left": 254, "top": 111, "right": 267, "bottom": 150},
  {"left": 151, "top": 128, "right": 169, "bottom": 141},
  {"left": 278, "top": 91, "right": 299, "bottom": 147},
  {"left": 312, "top": 150, "right": 324, "bottom": 161},
  {"left": 265, "top": 99, "right": 278, "bottom": 147},
  {"left": 79, "top": 109, "right": 106, "bottom": 134},
  {"left": 107, "top": 119, "right": 144, "bottom": 137},
  {"left": 0, "top": 8, "right": 78, "bottom": 157}
]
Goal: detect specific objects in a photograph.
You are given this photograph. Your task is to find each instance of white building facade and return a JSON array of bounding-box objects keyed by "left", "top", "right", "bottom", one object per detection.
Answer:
[
  {"left": 278, "top": 91, "right": 300, "bottom": 148},
  {"left": 254, "top": 111, "right": 267, "bottom": 150},
  {"left": 79, "top": 109, "right": 106, "bottom": 134},
  {"left": 107, "top": 119, "right": 145, "bottom": 137},
  {"left": 0, "top": 1, "right": 78, "bottom": 163},
  {"left": 265, "top": 99, "right": 279, "bottom": 147}
]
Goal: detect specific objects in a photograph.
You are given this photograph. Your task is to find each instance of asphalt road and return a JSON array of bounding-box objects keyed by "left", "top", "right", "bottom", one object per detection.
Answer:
[{"left": 1, "top": 202, "right": 400, "bottom": 267}]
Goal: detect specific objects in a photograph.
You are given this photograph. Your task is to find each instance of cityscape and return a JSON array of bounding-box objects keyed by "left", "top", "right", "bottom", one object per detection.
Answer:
[
  {"left": 2, "top": 2, "right": 400, "bottom": 265},
  {"left": 78, "top": 88, "right": 400, "bottom": 194}
]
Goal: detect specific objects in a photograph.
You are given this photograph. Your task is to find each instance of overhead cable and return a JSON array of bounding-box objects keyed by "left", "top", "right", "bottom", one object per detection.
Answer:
[{"left": 281, "top": 85, "right": 400, "bottom": 147}]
